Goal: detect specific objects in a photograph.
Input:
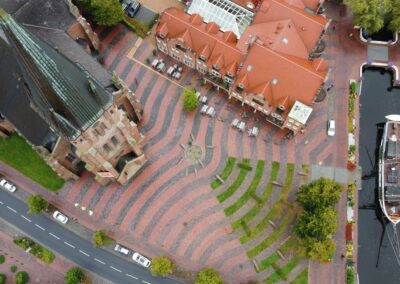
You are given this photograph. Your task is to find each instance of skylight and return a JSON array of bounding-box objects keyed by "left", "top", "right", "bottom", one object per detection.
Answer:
[{"left": 187, "top": 0, "right": 254, "bottom": 38}]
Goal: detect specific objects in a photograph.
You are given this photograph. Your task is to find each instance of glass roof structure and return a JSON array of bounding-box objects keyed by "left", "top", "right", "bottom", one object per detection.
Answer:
[{"left": 187, "top": 0, "right": 254, "bottom": 38}]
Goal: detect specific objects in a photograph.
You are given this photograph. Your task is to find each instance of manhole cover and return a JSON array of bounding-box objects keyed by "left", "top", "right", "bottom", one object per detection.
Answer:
[{"left": 185, "top": 144, "right": 202, "bottom": 162}]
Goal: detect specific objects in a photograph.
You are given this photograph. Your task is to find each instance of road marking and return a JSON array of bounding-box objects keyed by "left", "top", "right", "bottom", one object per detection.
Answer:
[
  {"left": 94, "top": 258, "right": 105, "bottom": 265},
  {"left": 126, "top": 274, "right": 138, "bottom": 280},
  {"left": 6, "top": 206, "right": 17, "bottom": 213},
  {"left": 35, "top": 224, "right": 45, "bottom": 231},
  {"left": 20, "top": 215, "right": 31, "bottom": 222},
  {"left": 79, "top": 250, "right": 89, "bottom": 257},
  {"left": 64, "top": 241, "right": 75, "bottom": 248},
  {"left": 0, "top": 201, "right": 3, "bottom": 204},
  {"left": 142, "top": 281, "right": 151, "bottom": 284},
  {"left": 110, "top": 266, "right": 122, "bottom": 273},
  {"left": 49, "top": 233, "right": 60, "bottom": 240}
]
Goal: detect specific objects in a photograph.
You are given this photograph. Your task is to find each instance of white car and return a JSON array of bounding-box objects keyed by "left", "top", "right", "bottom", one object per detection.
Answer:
[
  {"left": 200, "top": 104, "right": 208, "bottom": 114},
  {"left": 248, "top": 126, "right": 259, "bottom": 137},
  {"left": 53, "top": 211, "right": 69, "bottom": 224},
  {"left": 0, "top": 179, "right": 16, "bottom": 192},
  {"left": 327, "top": 120, "right": 335, "bottom": 136},
  {"left": 114, "top": 244, "right": 130, "bottom": 256},
  {"left": 206, "top": 106, "right": 216, "bottom": 117},
  {"left": 132, "top": 252, "right": 151, "bottom": 268}
]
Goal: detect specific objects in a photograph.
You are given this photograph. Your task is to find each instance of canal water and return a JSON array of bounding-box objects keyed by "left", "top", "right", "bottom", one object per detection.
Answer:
[{"left": 359, "top": 68, "right": 400, "bottom": 284}]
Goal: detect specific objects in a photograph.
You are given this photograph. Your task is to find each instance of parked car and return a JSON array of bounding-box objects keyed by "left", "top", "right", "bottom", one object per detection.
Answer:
[
  {"left": 172, "top": 70, "right": 182, "bottom": 80},
  {"left": 166, "top": 66, "right": 175, "bottom": 77},
  {"left": 327, "top": 120, "right": 335, "bottom": 136},
  {"left": 0, "top": 178, "right": 16, "bottom": 192},
  {"left": 120, "top": 0, "right": 131, "bottom": 11},
  {"left": 132, "top": 252, "right": 151, "bottom": 268},
  {"left": 53, "top": 211, "right": 69, "bottom": 224},
  {"left": 231, "top": 118, "right": 239, "bottom": 128},
  {"left": 127, "top": 1, "right": 141, "bottom": 18},
  {"left": 114, "top": 244, "right": 130, "bottom": 256},
  {"left": 238, "top": 121, "right": 246, "bottom": 132}
]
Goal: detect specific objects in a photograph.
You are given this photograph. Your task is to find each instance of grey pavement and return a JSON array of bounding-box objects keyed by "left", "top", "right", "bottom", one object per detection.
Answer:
[{"left": 0, "top": 188, "right": 185, "bottom": 284}]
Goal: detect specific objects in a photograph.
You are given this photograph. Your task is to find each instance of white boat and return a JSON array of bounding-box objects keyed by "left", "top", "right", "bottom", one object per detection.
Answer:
[{"left": 379, "top": 115, "right": 400, "bottom": 224}]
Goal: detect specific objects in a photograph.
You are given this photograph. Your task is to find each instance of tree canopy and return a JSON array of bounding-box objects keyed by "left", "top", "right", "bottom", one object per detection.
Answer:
[
  {"left": 15, "top": 271, "right": 29, "bottom": 284},
  {"left": 345, "top": 0, "right": 400, "bottom": 33},
  {"left": 90, "top": 0, "right": 124, "bottom": 26},
  {"left": 182, "top": 88, "right": 198, "bottom": 112},
  {"left": 295, "top": 207, "right": 338, "bottom": 241},
  {"left": 93, "top": 230, "right": 114, "bottom": 247},
  {"left": 195, "top": 268, "right": 223, "bottom": 284},
  {"left": 0, "top": 274, "right": 6, "bottom": 284},
  {"left": 27, "top": 194, "right": 48, "bottom": 214},
  {"left": 65, "top": 267, "right": 86, "bottom": 284},
  {"left": 150, "top": 256, "right": 174, "bottom": 277},
  {"left": 296, "top": 178, "right": 342, "bottom": 212}
]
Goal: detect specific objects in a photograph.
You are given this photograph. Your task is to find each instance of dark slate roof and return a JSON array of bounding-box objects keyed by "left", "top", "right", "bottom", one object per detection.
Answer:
[
  {"left": 0, "top": 34, "right": 57, "bottom": 147},
  {"left": 0, "top": 10, "right": 113, "bottom": 140}
]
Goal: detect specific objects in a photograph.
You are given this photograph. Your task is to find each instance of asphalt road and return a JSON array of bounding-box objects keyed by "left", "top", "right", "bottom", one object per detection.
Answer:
[{"left": 0, "top": 188, "right": 184, "bottom": 284}]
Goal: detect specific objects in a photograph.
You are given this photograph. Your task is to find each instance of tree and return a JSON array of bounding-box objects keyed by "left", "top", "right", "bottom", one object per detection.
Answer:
[
  {"left": 0, "top": 274, "right": 6, "bottom": 284},
  {"left": 93, "top": 230, "right": 113, "bottom": 247},
  {"left": 296, "top": 178, "right": 342, "bottom": 212},
  {"left": 75, "top": 0, "right": 92, "bottom": 11},
  {"left": 27, "top": 194, "right": 48, "bottom": 214},
  {"left": 388, "top": 0, "right": 400, "bottom": 32},
  {"left": 295, "top": 208, "right": 338, "bottom": 241},
  {"left": 195, "top": 268, "right": 223, "bottom": 284},
  {"left": 182, "top": 88, "right": 198, "bottom": 112},
  {"left": 150, "top": 256, "right": 173, "bottom": 277},
  {"left": 15, "top": 271, "right": 29, "bottom": 284},
  {"left": 65, "top": 267, "right": 86, "bottom": 284},
  {"left": 345, "top": 0, "right": 390, "bottom": 34},
  {"left": 306, "top": 239, "right": 336, "bottom": 262},
  {"left": 91, "top": 0, "right": 124, "bottom": 26}
]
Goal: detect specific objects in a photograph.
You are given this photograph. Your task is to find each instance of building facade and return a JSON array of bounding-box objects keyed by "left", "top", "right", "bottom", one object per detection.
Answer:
[
  {"left": 156, "top": 0, "right": 330, "bottom": 134},
  {"left": 0, "top": 9, "right": 146, "bottom": 185}
]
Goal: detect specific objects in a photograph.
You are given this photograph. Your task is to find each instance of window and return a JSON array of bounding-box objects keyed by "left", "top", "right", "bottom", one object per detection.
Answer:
[
  {"left": 213, "top": 64, "right": 219, "bottom": 70},
  {"left": 211, "top": 69, "right": 220, "bottom": 77},
  {"left": 103, "top": 144, "right": 111, "bottom": 153},
  {"left": 111, "top": 136, "right": 119, "bottom": 146},
  {"left": 199, "top": 54, "right": 206, "bottom": 61},
  {"left": 226, "top": 71, "right": 233, "bottom": 77},
  {"left": 236, "top": 83, "right": 244, "bottom": 93},
  {"left": 176, "top": 44, "right": 186, "bottom": 52}
]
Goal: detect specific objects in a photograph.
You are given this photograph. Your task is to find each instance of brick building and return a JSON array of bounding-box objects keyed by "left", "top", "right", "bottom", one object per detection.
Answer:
[
  {"left": 0, "top": 9, "right": 146, "bottom": 185},
  {"left": 156, "top": 0, "right": 330, "bottom": 133}
]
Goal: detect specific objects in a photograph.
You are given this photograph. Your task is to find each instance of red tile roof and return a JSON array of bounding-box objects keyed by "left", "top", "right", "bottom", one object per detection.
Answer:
[
  {"left": 233, "top": 41, "right": 326, "bottom": 111},
  {"left": 255, "top": 0, "right": 328, "bottom": 52}
]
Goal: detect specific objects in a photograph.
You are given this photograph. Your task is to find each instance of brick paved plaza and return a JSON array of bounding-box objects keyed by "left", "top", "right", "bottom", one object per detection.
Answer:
[{"left": 0, "top": 7, "right": 354, "bottom": 283}]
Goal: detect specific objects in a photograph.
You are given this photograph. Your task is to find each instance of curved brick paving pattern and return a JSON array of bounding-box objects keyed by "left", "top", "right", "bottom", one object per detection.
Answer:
[{"left": 46, "top": 25, "right": 343, "bottom": 283}]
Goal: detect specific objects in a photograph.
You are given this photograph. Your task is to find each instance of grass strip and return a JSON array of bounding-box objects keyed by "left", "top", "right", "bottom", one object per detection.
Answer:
[
  {"left": 211, "top": 157, "right": 236, "bottom": 189},
  {"left": 266, "top": 257, "right": 301, "bottom": 283},
  {"left": 217, "top": 159, "right": 250, "bottom": 202},
  {"left": 0, "top": 134, "right": 64, "bottom": 191},
  {"left": 240, "top": 164, "right": 295, "bottom": 244},
  {"left": 224, "top": 160, "right": 265, "bottom": 216},
  {"left": 258, "top": 237, "right": 297, "bottom": 271},
  {"left": 231, "top": 162, "right": 280, "bottom": 229},
  {"left": 290, "top": 268, "right": 308, "bottom": 284},
  {"left": 246, "top": 208, "right": 297, "bottom": 258}
]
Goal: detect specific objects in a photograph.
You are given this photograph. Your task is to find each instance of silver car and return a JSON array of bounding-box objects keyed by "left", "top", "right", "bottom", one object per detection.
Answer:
[
  {"left": 132, "top": 252, "right": 151, "bottom": 268},
  {"left": 114, "top": 244, "right": 130, "bottom": 256},
  {"left": 0, "top": 178, "right": 16, "bottom": 192}
]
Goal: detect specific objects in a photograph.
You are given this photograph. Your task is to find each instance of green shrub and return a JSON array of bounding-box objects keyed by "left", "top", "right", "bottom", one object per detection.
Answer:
[
  {"left": 195, "top": 268, "right": 223, "bottom": 284},
  {"left": 182, "top": 88, "right": 198, "bottom": 112},
  {"left": 27, "top": 194, "right": 48, "bottom": 214},
  {"left": 93, "top": 230, "right": 114, "bottom": 247},
  {"left": 237, "top": 162, "right": 252, "bottom": 171},
  {"left": 13, "top": 237, "right": 55, "bottom": 263},
  {"left": 0, "top": 255, "right": 4, "bottom": 264},
  {"left": 347, "top": 268, "right": 355, "bottom": 284},
  {"left": 241, "top": 220, "right": 251, "bottom": 237},
  {"left": 65, "top": 267, "right": 85, "bottom": 284},
  {"left": 15, "top": 271, "right": 29, "bottom": 284},
  {"left": 123, "top": 17, "right": 147, "bottom": 38},
  {"left": 10, "top": 265, "right": 17, "bottom": 273},
  {"left": 150, "top": 256, "right": 173, "bottom": 277},
  {"left": 350, "top": 82, "right": 357, "bottom": 95},
  {"left": 91, "top": 0, "right": 124, "bottom": 26},
  {"left": 0, "top": 274, "right": 5, "bottom": 284}
]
